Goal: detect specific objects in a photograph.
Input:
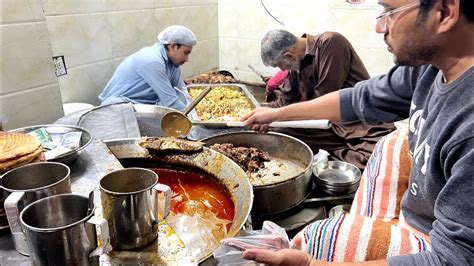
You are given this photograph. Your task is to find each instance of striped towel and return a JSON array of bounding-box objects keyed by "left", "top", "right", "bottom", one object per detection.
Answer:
[{"left": 298, "top": 129, "right": 431, "bottom": 262}]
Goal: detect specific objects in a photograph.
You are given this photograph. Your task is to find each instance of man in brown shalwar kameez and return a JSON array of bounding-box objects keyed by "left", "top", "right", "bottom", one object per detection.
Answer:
[{"left": 261, "top": 30, "right": 395, "bottom": 169}]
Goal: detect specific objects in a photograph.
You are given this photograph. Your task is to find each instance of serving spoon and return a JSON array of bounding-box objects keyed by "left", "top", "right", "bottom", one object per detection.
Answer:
[{"left": 161, "top": 86, "right": 213, "bottom": 137}]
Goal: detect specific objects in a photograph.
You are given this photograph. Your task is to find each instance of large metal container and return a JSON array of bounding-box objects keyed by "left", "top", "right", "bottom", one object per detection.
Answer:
[
  {"left": 202, "top": 131, "right": 314, "bottom": 215},
  {"left": 104, "top": 138, "right": 253, "bottom": 263}
]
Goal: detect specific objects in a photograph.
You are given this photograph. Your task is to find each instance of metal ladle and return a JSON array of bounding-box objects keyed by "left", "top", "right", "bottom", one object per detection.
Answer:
[{"left": 161, "top": 86, "right": 213, "bottom": 137}]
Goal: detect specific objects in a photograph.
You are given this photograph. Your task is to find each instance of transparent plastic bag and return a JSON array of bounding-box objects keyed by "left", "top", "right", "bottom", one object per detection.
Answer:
[{"left": 213, "top": 221, "right": 290, "bottom": 265}]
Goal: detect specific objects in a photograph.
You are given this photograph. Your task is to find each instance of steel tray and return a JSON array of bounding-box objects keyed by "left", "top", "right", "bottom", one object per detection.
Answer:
[{"left": 183, "top": 83, "right": 261, "bottom": 127}]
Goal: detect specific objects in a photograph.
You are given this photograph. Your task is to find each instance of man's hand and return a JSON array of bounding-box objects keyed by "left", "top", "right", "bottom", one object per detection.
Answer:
[
  {"left": 241, "top": 107, "right": 281, "bottom": 132},
  {"left": 242, "top": 248, "right": 318, "bottom": 266}
]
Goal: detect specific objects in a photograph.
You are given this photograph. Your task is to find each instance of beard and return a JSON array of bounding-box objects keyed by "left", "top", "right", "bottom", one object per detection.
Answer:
[
  {"left": 282, "top": 58, "right": 301, "bottom": 71},
  {"left": 389, "top": 18, "right": 439, "bottom": 66},
  {"left": 393, "top": 41, "right": 439, "bottom": 66}
]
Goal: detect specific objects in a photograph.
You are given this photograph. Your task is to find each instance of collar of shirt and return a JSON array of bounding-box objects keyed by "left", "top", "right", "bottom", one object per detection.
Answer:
[
  {"left": 156, "top": 42, "right": 173, "bottom": 67},
  {"left": 300, "top": 33, "right": 317, "bottom": 67}
]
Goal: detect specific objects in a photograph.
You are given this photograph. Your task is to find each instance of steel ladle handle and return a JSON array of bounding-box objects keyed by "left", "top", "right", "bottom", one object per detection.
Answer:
[{"left": 182, "top": 86, "right": 213, "bottom": 115}]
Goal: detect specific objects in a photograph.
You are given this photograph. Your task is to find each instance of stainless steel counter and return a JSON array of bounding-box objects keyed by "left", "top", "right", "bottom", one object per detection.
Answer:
[{"left": 0, "top": 103, "right": 353, "bottom": 265}]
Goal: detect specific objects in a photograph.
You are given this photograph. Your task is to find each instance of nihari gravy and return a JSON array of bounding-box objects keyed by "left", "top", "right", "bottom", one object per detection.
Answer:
[{"left": 151, "top": 168, "right": 234, "bottom": 254}]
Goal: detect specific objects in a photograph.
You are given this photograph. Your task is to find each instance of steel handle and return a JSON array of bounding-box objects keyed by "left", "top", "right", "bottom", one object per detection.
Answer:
[
  {"left": 183, "top": 86, "right": 213, "bottom": 115},
  {"left": 153, "top": 183, "right": 171, "bottom": 219},
  {"left": 87, "top": 216, "right": 112, "bottom": 257},
  {"left": 268, "top": 120, "right": 331, "bottom": 129},
  {"left": 225, "top": 120, "right": 331, "bottom": 129},
  {"left": 4, "top": 192, "right": 25, "bottom": 234}
]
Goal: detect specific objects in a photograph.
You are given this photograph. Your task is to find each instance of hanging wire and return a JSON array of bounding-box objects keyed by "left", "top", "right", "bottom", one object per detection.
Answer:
[{"left": 261, "top": 0, "right": 285, "bottom": 27}]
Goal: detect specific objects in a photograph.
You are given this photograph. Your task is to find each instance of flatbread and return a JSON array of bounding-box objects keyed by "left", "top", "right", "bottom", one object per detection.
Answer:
[
  {"left": 0, "top": 146, "right": 44, "bottom": 173},
  {"left": 0, "top": 132, "right": 42, "bottom": 162}
]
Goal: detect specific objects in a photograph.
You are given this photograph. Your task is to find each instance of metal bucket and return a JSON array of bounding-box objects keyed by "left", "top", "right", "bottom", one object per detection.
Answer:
[
  {"left": 202, "top": 131, "right": 314, "bottom": 215},
  {"left": 104, "top": 138, "right": 253, "bottom": 263}
]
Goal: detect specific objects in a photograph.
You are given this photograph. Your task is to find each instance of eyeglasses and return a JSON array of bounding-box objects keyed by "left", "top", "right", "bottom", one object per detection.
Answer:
[{"left": 376, "top": 1, "right": 420, "bottom": 32}]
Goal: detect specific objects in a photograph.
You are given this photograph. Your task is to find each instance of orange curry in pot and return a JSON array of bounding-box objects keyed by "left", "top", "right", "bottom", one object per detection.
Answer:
[{"left": 151, "top": 168, "right": 235, "bottom": 237}]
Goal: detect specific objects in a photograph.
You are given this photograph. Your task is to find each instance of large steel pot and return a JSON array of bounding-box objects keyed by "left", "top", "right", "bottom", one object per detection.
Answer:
[
  {"left": 103, "top": 138, "right": 253, "bottom": 263},
  {"left": 202, "top": 131, "right": 313, "bottom": 215}
]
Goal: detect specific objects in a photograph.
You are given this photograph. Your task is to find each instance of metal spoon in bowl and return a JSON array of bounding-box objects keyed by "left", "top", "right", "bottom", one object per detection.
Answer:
[{"left": 161, "top": 86, "right": 213, "bottom": 137}]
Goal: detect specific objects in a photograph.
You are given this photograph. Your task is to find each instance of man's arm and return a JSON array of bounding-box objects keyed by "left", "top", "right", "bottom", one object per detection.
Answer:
[
  {"left": 138, "top": 62, "right": 185, "bottom": 110},
  {"left": 242, "top": 248, "right": 388, "bottom": 266},
  {"left": 242, "top": 65, "right": 419, "bottom": 128}
]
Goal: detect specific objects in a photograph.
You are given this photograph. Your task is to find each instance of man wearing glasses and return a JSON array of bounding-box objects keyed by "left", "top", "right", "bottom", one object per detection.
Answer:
[{"left": 241, "top": 0, "right": 473, "bottom": 265}]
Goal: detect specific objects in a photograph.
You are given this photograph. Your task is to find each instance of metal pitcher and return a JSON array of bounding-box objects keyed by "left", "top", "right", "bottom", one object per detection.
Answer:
[
  {"left": 1, "top": 162, "right": 72, "bottom": 255},
  {"left": 99, "top": 168, "right": 171, "bottom": 250},
  {"left": 20, "top": 194, "right": 111, "bottom": 266}
]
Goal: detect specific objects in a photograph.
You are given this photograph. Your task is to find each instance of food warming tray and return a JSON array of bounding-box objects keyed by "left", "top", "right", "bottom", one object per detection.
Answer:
[{"left": 183, "top": 83, "right": 261, "bottom": 127}]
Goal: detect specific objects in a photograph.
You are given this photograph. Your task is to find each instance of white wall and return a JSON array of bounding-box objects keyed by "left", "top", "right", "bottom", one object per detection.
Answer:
[
  {"left": 1, "top": 0, "right": 394, "bottom": 130},
  {"left": 218, "top": 0, "right": 394, "bottom": 82}
]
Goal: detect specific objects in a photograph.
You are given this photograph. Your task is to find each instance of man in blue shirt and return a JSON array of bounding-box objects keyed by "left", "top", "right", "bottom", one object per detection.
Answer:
[{"left": 98, "top": 25, "right": 196, "bottom": 110}]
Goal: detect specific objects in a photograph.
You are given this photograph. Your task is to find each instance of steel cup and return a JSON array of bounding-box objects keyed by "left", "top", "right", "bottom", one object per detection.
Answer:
[
  {"left": 20, "top": 194, "right": 111, "bottom": 266},
  {"left": 99, "top": 168, "right": 171, "bottom": 250},
  {"left": 1, "top": 162, "right": 72, "bottom": 255}
]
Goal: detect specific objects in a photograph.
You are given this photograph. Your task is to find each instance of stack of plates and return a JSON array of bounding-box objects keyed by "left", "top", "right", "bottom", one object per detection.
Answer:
[{"left": 312, "top": 161, "right": 361, "bottom": 195}]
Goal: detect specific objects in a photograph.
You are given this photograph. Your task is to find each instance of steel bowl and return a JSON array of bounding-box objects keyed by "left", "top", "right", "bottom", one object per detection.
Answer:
[
  {"left": 9, "top": 124, "right": 92, "bottom": 165},
  {"left": 312, "top": 161, "right": 361, "bottom": 195},
  {"left": 328, "top": 204, "right": 351, "bottom": 218}
]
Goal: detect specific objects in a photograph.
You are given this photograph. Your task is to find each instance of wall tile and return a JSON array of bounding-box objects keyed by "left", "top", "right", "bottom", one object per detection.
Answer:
[
  {"left": 46, "top": 13, "right": 112, "bottom": 68},
  {"left": 155, "top": 0, "right": 189, "bottom": 8},
  {"left": 191, "top": 38, "right": 219, "bottom": 74},
  {"left": 188, "top": 5, "right": 218, "bottom": 40},
  {"left": 108, "top": 10, "right": 157, "bottom": 58},
  {"left": 1, "top": 22, "right": 57, "bottom": 94},
  {"left": 2, "top": 84, "right": 64, "bottom": 130},
  {"left": 237, "top": 5, "right": 278, "bottom": 40},
  {"left": 43, "top": 0, "right": 106, "bottom": 16},
  {"left": 237, "top": 39, "right": 265, "bottom": 72},
  {"left": 190, "top": 0, "right": 217, "bottom": 4},
  {"left": 1, "top": 0, "right": 45, "bottom": 23},
  {"left": 283, "top": 6, "right": 335, "bottom": 35},
  {"left": 353, "top": 47, "right": 391, "bottom": 77},
  {"left": 58, "top": 60, "right": 115, "bottom": 105},
  {"left": 334, "top": 8, "right": 385, "bottom": 49},
  {"left": 218, "top": 5, "right": 238, "bottom": 38},
  {"left": 105, "top": 0, "right": 155, "bottom": 11},
  {"left": 154, "top": 7, "right": 194, "bottom": 36},
  {"left": 219, "top": 38, "right": 238, "bottom": 70}
]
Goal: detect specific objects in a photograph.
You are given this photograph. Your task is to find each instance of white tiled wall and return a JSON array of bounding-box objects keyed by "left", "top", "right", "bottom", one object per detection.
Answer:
[
  {"left": 44, "top": 0, "right": 219, "bottom": 106},
  {"left": 1, "top": 0, "right": 64, "bottom": 130},
  {"left": 218, "top": 0, "right": 394, "bottom": 82},
  {"left": 2, "top": 0, "right": 393, "bottom": 129}
]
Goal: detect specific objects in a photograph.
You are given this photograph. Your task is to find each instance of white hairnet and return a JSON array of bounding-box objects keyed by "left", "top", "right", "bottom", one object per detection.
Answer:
[{"left": 157, "top": 25, "right": 197, "bottom": 47}]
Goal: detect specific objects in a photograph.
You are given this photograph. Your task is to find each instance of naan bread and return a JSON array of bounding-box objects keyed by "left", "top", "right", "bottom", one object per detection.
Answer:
[
  {"left": 0, "top": 146, "right": 43, "bottom": 172},
  {"left": 0, "top": 132, "right": 42, "bottom": 162}
]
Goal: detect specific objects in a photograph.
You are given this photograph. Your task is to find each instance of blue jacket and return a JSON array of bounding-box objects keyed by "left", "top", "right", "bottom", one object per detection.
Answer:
[{"left": 99, "top": 42, "right": 186, "bottom": 110}]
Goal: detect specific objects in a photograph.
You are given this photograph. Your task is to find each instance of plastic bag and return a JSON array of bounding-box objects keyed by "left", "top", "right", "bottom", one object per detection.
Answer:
[
  {"left": 213, "top": 221, "right": 290, "bottom": 265},
  {"left": 313, "top": 149, "right": 329, "bottom": 165}
]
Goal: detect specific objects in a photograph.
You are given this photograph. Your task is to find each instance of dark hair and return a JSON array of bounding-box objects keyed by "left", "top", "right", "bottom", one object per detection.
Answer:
[
  {"left": 418, "top": 0, "right": 473, "bottom": 22},
  {"left": 164, "top": 43, "right": 183, "bottom": 50}
]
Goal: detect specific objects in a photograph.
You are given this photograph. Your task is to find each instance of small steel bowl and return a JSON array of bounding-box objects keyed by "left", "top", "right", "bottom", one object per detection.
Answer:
[
  {"left": 328, "top": 204, "right": 351, "bottom": 218},
  {"left": 312, "top": 161, "right": 361, "bottom": 195}
]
